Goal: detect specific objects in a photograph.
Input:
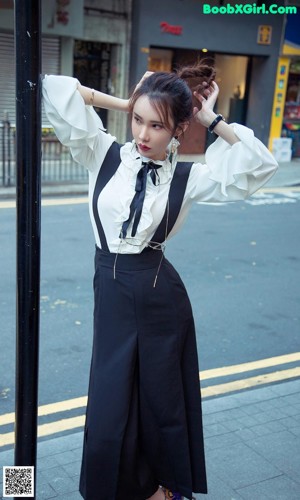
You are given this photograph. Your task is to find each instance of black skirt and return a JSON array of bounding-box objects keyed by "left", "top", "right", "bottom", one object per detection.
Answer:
[{"left": 79, "top": 247, "right": 207, "bottom": 500}]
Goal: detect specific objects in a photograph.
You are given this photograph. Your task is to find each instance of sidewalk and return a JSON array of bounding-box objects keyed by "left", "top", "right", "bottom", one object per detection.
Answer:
[
  {"left": 1, "top": 158, "right": 300, "bottom": 201},
  {"left": 1, "top": 379, "right": 300, "bottom": 499}
]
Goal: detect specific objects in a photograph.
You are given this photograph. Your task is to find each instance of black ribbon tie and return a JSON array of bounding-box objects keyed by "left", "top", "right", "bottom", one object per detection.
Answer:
[{"left": 120, "top": 161, "right": 162, "bottom": 239}]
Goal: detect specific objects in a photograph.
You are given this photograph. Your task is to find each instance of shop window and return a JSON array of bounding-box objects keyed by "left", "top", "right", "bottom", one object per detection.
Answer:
[
  {"left": 283, "top": 59, "right": 300, "bottom": 157},
  {"left": 214, "top": 54, "right": 249, "bottom": 124},
  {"left": 73, "top": 40, "right": 113, "bottom": 127}
]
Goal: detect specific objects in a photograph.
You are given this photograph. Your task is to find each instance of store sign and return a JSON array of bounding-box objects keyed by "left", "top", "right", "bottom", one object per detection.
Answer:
[
  {"left": 257, "top": 25, "right": 272, "bottom": 45},
  {"left": 160, "top": 22, "right": 183, "bottom": 36}
]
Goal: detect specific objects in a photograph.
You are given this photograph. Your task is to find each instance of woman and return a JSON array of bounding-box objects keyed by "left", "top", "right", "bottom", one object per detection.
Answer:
[{"left": 42, "top": 63, "right": 277, "bottom": 500}]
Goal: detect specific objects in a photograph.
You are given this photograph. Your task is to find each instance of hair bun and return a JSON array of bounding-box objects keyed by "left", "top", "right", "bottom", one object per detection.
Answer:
[{"left": 176, "top": 61, "right": 216, "bottom": 96}]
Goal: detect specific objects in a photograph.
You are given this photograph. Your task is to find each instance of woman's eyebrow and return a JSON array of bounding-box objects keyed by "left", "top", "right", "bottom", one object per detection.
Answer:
[{"left": 133, "top": 112, "right": 164, "bottom": 125}]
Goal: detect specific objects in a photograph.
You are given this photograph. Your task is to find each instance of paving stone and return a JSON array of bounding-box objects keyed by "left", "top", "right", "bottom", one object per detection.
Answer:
[
  {"left": 279, "top": 416, "right": 300, "bottom": 429},
  {"left": 231, "top": 386, "right": 277, "bottom": 404},
  {"left": 204, "top": 431, "right": 242, "bottom": 450},
  {"left": 194, "top": 474, "right": 244, "bottom": 499},
  {"left": 270, "top": 380, "right": 300, "bottom": 396},
  {"left": 206, "top": 442, "right": 280, "bottom": 490},
  {"left": 48, "top": 476, "right": 79, "bottom": 496},
  {"left": 0, "top": 448, "right": 13, "bottom": 467},
  {"left": 40, "top": 465, "right": 70, "bottom": 483},
  {"left": 246, "top": 430, "right": 300, "bottom": 476},
  {"left": 240, "top": 403, "right": 267, "bottom": 416},
  {"left": 203, "top": 395, "right": 240, "bottom": 414},
  {"left": 251, "top": 421, "right": 286, "bottom": 437},
  {"left": 275, "top": 404, "right": 300, "bottom": 417},
  {"left": 36, "top": 479, "right": 57, "bottom": 499},
  {"left": 37, "top": 432, "right": 83, "bottom": 459},
  {"left": 55, "top": 491, "right": 82, "bottom": 500},
  {"left": 203, "top": 423, "right": 229, "bottom": 437},
  {"left": 266, "top": 397, "right": 287, "bottom": 409},
  {"left": 220, "top": 408, "right": 249, "bottom": 421},
  {"left": 203, "top": 412, "right": 230, "bottom": 425},
  {"left": 289, "top": 425, "right": 300, "bottom": 437},
  {"left": 243, "top": 400, "right": 276, "bottom": 413},
  {"left": 292, "top": 402, "right": 300, "bottom": 412},
  {"left": 54, "top": 450, "right": 79, "bottom": 466},
  {"left": 62, "top": 460, "right": 82, "bottom": 478},
  {"left": 38, "top": 455, "right": 62, "bottom": 470},
  {"left": 236, "top": 474, "right": 300, "bottom": 499},
  {"left": 235, "top": 414, "right": 261, "bottom": 427},
  {"left": 253, "top": 408, "right": 288, "bottom": 424},
  {"left": 234, "top": 427, "right": 258, "bottom": 442},
  {"left": 222, "top": 419, "right": 245, "bottom": 432},
  {"left": 286, "top": 470, "right": 300, "bottom": 486}
]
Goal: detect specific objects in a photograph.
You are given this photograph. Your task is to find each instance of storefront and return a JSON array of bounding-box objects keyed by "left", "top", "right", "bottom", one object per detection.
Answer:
[
  {"left": 271, "top": 12, "right": 300, "bottom": 158},
  {"left": 0, "top": 0, "right": 131, "bottom": 141},
  {"left": 130, "top": 0, "right": 284, "bottom": 153}
]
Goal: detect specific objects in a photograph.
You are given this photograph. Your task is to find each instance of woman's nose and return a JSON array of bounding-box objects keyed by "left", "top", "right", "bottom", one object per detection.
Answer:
[{"left": 139, "top": 126, "right": 149, "bottom": 141}]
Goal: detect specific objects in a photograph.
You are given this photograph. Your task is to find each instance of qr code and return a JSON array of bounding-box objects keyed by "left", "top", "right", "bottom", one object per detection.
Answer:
[{"left": 3, "top": 466, "right": 34, "bottom": 497}]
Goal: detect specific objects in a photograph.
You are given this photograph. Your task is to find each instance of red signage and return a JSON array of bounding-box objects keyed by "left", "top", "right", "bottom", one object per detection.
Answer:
[{"left": 160, "top": 22, "right": 183, "bottom": 36}]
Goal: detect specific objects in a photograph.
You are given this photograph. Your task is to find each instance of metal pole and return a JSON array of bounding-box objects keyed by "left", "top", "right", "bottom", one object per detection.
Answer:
[{"left": 14, "top": 1, "right": 41, "bottom": 497}]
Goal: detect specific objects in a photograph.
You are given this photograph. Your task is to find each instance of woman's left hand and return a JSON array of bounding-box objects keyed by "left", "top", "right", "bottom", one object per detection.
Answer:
[
  {"left": 134, "top": 71, "right": 154, "bottom": 93},
  {"left": 193, "top": 81, "right": 219, "bottom": 128}
]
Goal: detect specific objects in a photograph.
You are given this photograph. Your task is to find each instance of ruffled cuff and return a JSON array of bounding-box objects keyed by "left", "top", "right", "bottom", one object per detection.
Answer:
[
  {"left": 205, "top": 123, "right": 278, "bottom": 198},
  {"left": 43, "top": 75, "right": 105, "bottom": 145}
]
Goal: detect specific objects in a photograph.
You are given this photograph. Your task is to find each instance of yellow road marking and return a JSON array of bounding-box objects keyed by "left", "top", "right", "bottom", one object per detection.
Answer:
[
  {"left": 0, "top": 396, "right": 87, "bottom": 426},
  {"left": 200, "top": 351, "right": 300, "bottom": 380},
  {"left": 201, "top": 366, "right": 300, "bottom": 397},
  {"left": 0, "top": 415, "right": 85, "bottom": 447},
  {"left": 0, "top": 352, "right": 299, "bottom": 427},
  {"left": 0, "top": 197, "right": 88, "bottom": 209},
  {"left": 1, "top": 352, "right": 299, "bottom": 427},
  {"left": 1, "top": 366, "right": 299, "bottom": 447}
]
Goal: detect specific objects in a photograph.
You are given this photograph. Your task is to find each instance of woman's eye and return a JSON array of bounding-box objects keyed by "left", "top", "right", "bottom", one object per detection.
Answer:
[{"left": 153, "top": 124, "right": 162, "bottom": 130}]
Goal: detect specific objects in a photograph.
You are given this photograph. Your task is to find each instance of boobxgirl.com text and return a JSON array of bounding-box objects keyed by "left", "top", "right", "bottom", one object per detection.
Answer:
[{"left": 202, "top": 3, "right": 297, "bottom": 14}]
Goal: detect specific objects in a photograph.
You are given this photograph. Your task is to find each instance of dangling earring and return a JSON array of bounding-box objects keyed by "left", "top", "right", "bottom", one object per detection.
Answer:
[{"left": 169, "top": 136, "right": 180, "bottom": 166}]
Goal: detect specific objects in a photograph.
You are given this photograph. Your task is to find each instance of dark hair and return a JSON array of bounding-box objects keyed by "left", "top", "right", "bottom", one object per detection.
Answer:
[{"left": 129, "top": 61, "right": 216, "bottom": 135}]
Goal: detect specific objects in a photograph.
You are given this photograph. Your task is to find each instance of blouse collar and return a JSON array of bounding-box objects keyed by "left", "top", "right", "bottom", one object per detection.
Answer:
[{"left": 120, "top": 141, "right": 173, "bottom": 184}]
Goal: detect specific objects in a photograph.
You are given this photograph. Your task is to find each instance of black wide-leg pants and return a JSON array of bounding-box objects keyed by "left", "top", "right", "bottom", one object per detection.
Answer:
[{"left": 79, "top": 247, "right": 207, "bottom": 500}]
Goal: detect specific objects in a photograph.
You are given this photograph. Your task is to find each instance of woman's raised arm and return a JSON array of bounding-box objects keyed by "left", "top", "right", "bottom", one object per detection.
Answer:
[{"left": 77, "top": 83, "right": 129, "bottom": 112}]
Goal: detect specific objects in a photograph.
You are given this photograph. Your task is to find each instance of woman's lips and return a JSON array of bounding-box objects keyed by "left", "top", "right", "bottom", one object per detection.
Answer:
[{"left": 139, "top": 144, "right": 151, "bottom": 152}]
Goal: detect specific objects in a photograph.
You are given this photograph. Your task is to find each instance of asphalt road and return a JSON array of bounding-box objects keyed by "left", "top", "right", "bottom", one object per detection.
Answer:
[{"left": 0, "top": 189, "right": 300, "bottom": 438}]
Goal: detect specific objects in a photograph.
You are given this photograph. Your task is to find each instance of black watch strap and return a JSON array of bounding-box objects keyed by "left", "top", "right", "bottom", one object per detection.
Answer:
[{"left": 208, "top": 114, "right": 225, "bottom": 133}]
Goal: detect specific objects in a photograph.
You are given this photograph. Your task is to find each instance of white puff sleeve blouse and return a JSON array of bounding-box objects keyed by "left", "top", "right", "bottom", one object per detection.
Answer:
[{"left": 42, "top": 75, "right": 278, "bottom": 253}]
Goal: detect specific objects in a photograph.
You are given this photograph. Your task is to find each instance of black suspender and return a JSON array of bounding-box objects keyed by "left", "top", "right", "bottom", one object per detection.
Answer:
[
  {"left": 92, "top": 142, "right": 193, "bottom": 252},
  {"left": 150, "top": 161, "right": 193, "bottom": 245},
  {"left": 92, "top": 142, "right": 121, "bottom": 252}
]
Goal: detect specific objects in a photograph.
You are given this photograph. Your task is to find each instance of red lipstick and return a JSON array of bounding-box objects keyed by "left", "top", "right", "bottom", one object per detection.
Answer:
[{"left": 139, "top": 144, "right": 151, "bottom": 152}]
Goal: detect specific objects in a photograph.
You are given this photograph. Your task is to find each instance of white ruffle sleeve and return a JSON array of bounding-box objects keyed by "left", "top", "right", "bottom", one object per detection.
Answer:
[
  {"left": 42, "top": 75, "right": 115, "bottom": 172},
  {"left": 188, "top": 123, "right": 278, "bottom": 202}
]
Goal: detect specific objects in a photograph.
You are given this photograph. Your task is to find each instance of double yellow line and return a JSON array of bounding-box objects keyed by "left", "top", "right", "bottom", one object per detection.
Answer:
[{"left": 1, "top": 352, "right": 299, "bottom": 448}]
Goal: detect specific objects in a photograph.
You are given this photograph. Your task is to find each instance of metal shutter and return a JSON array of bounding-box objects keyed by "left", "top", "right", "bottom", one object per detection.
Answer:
[{"left": 0, "top": 32, "right": 60, "bottom": 126}]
